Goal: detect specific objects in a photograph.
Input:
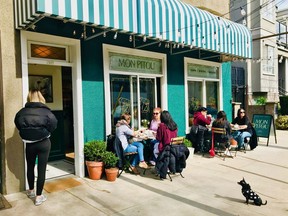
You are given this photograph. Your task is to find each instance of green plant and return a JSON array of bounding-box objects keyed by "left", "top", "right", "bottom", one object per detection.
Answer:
[
  {"left": 255, "top": 96, "right": 267, "bottom": 105},
  {"left": 183, "top": 138, "right": 193, "bottom": 148},
  {"left": 102, "top": 151, "right": 119, "bottom": 168},
  {"left": 275, "top": 115, "right": 288, "bottom": 130},
  {"left": 84, "top": 140, "right": 107, "bottom": 161},
  {"left": 141, "top": 119, "right": 150, "bottom": 128}
]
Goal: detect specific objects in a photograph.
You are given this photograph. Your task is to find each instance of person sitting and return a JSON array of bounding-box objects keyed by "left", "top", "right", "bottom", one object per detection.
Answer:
[
  {"left": 115, "top": 113, "right": 148, "bottom": 175},
  {"left": 212, "top": 111, "right": 232, "bottom": 151},
  {"left": 148, "top": 107, "right": 161, "bottom": 165},
  {"left": 231, "top": 108, "right": 252, "bottom": 150},
  {"left": 192, "top": 107, "right": 212, "bottom": 153},
  {"left": 156, "top": 110, "right": 178, "bottom": 153}
]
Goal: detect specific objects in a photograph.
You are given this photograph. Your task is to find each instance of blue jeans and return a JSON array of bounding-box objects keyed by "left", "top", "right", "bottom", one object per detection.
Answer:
[
  {"left": 124, "top": 141, "right": 144, "bottom": 166},
  {"left": 232, "top": 131, "right": 251, "bottom": 148}
]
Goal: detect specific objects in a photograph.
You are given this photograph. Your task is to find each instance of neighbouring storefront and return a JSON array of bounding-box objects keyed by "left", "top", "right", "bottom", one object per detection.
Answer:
[{"left": 1, "top": 0, "right": 252, "bottom": 194}]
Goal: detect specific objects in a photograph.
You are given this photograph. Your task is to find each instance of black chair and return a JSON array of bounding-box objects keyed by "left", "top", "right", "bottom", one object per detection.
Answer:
[{"left": 114, "top": 137, "right": 138, "bottom": 177}]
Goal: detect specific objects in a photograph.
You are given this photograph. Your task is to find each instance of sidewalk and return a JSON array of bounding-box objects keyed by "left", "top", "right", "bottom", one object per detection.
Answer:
[{"left": 2, "top": 130, "right": 288, "bottom": 216}]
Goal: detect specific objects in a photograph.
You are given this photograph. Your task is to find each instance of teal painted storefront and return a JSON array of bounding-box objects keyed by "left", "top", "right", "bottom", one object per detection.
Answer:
[
  {"left": 80, "top": 35, "right": 232, "bottom": 141},
  {"left": 14, "top": 0, "right": 251, "bottom": 141}
]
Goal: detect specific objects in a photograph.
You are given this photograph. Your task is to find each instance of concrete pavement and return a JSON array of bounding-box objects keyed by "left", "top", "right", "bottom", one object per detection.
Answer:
[{"left": 2, "top": 130, "right": 288, "bottom": 216}]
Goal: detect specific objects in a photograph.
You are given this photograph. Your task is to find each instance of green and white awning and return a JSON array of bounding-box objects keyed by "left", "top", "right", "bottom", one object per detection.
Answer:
[
  {"left": 138, "top": 0, "right": 252, "bottom": 58},
  {"left": 14, "top": 0, "right": 137, "bottom": 32},
  {"left": 14, "top": 0, "right": 252, "bottom": 58}
]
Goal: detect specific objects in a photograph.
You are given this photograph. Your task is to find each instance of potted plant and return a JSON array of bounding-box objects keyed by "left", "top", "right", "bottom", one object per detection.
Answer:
[
  {"left": 84, "top": 140, "right": 106, "bottom": 180},
  {"left": 184, "top": 138, "right": 194, "bottom": 158},
  {"left": 102, "top": 151, "right": 119, "bottom": 182}
]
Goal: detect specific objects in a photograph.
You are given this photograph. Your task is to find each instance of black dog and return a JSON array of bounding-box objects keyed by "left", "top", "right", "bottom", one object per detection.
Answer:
[{"left": 237, "top": 178, "right": 267, "bottom": 206}]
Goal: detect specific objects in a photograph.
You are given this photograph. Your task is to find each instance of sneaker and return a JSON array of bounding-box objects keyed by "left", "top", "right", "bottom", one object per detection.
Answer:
[
  {"left": 149, "top": 160, "right": 156, "bottom": 166},
  {"left": 35, "top": 195, "right": 47, "bottom": 206},
  {"left": 26, "top": 190, "right": 36, "bottom": 199},
  {"left": 139, "top": 161, "right": 148, "bottom": 169}
]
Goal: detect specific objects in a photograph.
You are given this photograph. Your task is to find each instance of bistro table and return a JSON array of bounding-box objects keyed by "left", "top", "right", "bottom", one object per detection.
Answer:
[{"left": 134, "top": 129, "right": 156, "bottom": 164}]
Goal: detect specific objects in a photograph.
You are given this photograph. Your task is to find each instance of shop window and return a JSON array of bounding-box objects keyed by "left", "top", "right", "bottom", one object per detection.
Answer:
[
  {"left": 110, "top": 74, "right": 158, "bottom": 131},
  {"left": 187, "top": 62, "right": 220, "bottom": 126},
  {"left": 263, "top": 45, "right": 274, "bottom": 75}
]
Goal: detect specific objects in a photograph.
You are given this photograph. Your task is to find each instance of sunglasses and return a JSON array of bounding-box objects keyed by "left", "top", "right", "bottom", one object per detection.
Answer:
[{"left": 153, "top": 112, "right": 159, "bottom": 115}]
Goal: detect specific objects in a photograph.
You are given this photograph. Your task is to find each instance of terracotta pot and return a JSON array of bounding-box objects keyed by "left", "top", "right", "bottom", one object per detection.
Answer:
[
  {"left": 105, "top": 167, "right": 119, "bottom": 182},
  {"left": 86, "top": 161, "right": 104, "bottom": 180}
]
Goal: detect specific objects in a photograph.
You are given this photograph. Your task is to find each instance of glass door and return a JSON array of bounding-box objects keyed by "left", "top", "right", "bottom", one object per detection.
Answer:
[{"left": 110, "top": 74, "right": 157, "bottom": 132}]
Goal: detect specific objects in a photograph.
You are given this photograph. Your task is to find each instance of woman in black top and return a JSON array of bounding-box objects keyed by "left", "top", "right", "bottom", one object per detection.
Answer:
[
  {"left": 14, "top": 89, "right": 57, "bottom": 206},
  {"left": 231, "top": 108, "right": 252, "bottom": 149}
]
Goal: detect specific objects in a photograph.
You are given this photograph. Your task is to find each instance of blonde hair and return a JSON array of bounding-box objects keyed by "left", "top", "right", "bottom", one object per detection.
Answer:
[
  {"left": 153, "top": 107, "right": 162, "bottom": 113},
  {"left": 27, "top": 90, "right": 46, "bottom": 104}
]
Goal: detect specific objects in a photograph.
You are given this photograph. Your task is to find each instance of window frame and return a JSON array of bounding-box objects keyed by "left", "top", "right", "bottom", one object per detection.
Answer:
[
  {"left": 262, "top": 44, "right": 275, "bottom": 75},
  {"left": 103, "top": 44, "right": 167, "bottom": 136},
  {"left": 184, "top": 58, "right": 222, "bottom": 134},
  {"left": 28, "top": 41, "right": 70, "bottom": 63}
]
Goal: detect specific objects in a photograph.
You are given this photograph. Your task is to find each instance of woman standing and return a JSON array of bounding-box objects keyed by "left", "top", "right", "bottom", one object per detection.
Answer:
[
  {"left": 14, "top": 89, "right": 57, "bottom": 206},
  {"left": 231, "top": 108, "right": 252, "bottom": 149},
  {"left": 156, "top": 110, "right": 178, "bottom": 153}
]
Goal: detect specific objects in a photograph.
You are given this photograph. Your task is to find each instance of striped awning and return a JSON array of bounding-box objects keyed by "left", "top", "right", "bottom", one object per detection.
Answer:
[
  {"left": 14, "top": 0, "right": 137, "bottom": 32},
  {"left": 14, "top": 0, "right": 252, "bottom": 58},
  {"left": 138, "top": 0, "right": 252, "bottom": 58}
]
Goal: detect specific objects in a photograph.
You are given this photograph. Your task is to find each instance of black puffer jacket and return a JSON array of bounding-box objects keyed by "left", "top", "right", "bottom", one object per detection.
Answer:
[
  {"left": 156, "top": 144, "right": 190, "bottom": 179},
  {"left": 14, "top": 102, "right": 58, "bottom": 141}
]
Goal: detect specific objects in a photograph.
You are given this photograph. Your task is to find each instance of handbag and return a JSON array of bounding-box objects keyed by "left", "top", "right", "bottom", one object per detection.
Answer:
[{"left": 190, "top": 125, "right": 199, "bottom": 135}]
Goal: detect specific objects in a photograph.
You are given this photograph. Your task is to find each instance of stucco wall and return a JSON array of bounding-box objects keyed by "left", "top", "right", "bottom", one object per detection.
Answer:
[
  {"left": 181, "top": 0, "right": 230, "bottom": 18},
  {"left": 0, "top": 1, "right": 25, "bottom": 194}
]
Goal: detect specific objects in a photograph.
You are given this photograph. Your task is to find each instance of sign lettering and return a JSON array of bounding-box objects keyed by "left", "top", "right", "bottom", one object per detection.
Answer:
[{"left": 109, "top": 52, "right": 162, "bottom": 74}]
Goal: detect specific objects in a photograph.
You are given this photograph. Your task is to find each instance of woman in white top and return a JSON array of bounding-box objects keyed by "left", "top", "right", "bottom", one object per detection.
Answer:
[{"left": 115, "top": 113, "right": 148, "bottom": 174}]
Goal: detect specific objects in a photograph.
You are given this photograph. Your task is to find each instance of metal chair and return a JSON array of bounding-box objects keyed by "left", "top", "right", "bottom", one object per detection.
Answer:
[
  {"left": 211, "top": 127, "right": 234, "bottom": 161},
  {"left": 113, "top": 137, "right": 138, "bottom": 177},
  {"left": 167, "top": 136, "right": 186, "bottom": 181}
]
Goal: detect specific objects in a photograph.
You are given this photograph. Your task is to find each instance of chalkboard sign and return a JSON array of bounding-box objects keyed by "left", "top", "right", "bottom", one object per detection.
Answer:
[{"left": 252, "top": 114, "right": 277, "bottom": 146}]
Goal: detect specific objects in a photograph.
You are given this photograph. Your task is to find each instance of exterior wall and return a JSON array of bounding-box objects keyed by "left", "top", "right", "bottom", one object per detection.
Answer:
[
  {"left": 231, "top": 0, "right": 280, "bottom": 106},
  {"left": 222, "top": 62, "right": 233, "bottom": 122},
  {"left": 0, "top": 1, "right": 25, "bottom": 194},
  {"left": 167, "top": 54, "right": 186, "bottom": 136},
  {"left": 181, "top": 0, "right": 230, "bottom": 18},
  {"left": 81, "top": 39, "right": 105, "bottom": 142},
  {"left": 3, "top": 2, "right": 237, "bottom": 193}
]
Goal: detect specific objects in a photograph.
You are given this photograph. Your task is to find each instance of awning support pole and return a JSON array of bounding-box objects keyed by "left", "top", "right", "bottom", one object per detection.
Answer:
[
  {"left": 170, "top": 48, "right": 199, "bottom": 56},
  {"left": 135, "top": 40, "right": 160, "bottom": 49},
  {"left": 24, "top": 15, "right": 45, "bottom": 30},
  {"left": 85, "top": 29, "right": 112, "bottom": 41}
]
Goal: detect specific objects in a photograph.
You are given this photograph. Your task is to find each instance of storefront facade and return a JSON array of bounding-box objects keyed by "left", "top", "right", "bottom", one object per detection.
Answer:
[{"left": 1, "top": 0, "right": 252, "bottom": 194}]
